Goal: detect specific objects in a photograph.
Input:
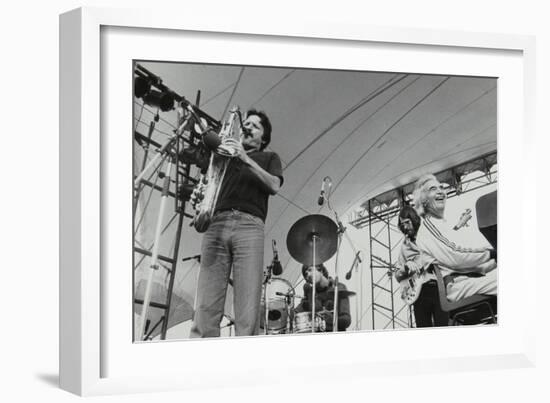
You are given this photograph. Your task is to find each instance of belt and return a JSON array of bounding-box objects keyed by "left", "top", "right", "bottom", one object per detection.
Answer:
[
  {"left": 216, "top": 208, "right": 247, "bottom": 215},
  {"left": 216, "top": 208, "right": 260, "bottom": 220}
]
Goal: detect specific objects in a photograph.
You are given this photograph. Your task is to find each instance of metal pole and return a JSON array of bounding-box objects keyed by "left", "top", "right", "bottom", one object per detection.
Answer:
[
  {"left": 387, "top": 215, "right": 395, "bottom": 330},
  {"left": 160, "top": 208, "right": 185, "bottom": 339},
  {"left": 138, "top": 159, "right": 173, "bottom": 340},
  {"left": 312, "top": 235, "right": 317, "bottom": 333},
  {"left": 368, "top": 200, "right": 375, "bottom": 330},
  {"left": 332, "top": 234, "right": 342, "bottom": 332},
  {"left": 133, "top": 121, "right": 156, "bottom": 220}
]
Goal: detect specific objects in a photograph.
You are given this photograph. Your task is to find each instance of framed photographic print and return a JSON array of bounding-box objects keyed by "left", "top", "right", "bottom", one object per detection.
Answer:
[{"left": 60, "top": 6, "right": 536, "bottom": 396}]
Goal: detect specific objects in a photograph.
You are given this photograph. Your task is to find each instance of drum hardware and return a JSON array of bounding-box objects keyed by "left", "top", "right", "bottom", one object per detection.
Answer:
[
  {"left": 260, "top": 277, "right": 295, "bottom": 335},
  {"left": 263, "top": 242, "right": 281, "bottom": 335},
  {"left": 287, "top": 214, "right": 338, "bottom": 333},
  {"left": 286, "top": 175, "right": 361, "bottom": 332},
  {"left": 319, "top": 176, "right": 349, "bottom": 332},
  {"left": 294, "top": 311, "right": 326, "bottom": 333},
  {"left": 276, "top": 291, "right": 304, "bottom": 299},
  {"left": 221, "top": 314, "right": 235, "bottom": 337}
]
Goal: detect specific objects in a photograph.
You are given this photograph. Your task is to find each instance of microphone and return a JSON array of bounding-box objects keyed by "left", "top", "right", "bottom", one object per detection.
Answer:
[
  {"left": 345, "top": 251, "right": 362, "bottom": 280},
  {"left": 318, "top": 176, "right": 333, "bottom": 206},
  {"left": 318, "top": 178, "right": 328, "bottom": 206},
  {"left": 272, "top": 240, "right": 283, "bottom": 275}
]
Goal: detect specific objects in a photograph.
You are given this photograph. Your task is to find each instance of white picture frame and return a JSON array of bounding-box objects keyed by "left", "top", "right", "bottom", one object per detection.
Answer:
[{"left": 60, "top": 6, "right": 537, "bottom": 396}]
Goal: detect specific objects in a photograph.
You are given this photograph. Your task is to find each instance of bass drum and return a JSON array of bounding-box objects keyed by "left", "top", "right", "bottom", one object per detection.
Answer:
[{"left": 260, "top": 278, "right": 295, "bottom": 334}]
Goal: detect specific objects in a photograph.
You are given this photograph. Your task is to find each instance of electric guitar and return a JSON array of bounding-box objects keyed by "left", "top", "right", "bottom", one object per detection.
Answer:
[{"left": 398, "top": 266, "right": 431, "bottom": 305}]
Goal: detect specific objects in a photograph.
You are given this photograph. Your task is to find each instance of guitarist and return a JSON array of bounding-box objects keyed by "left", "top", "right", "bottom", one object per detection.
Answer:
[{"left": 395, "top": 205, "right": 449, "bottom": 327}]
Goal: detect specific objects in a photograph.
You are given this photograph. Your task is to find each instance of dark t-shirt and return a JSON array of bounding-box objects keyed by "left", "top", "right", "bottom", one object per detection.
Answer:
[{"left": 215, "top": 151, "right": 284, "bottom": 222}]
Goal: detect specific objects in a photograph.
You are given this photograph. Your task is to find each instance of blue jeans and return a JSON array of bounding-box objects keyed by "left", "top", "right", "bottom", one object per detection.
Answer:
[{"left": 190, "top": 210, "right": 265, "bottom": 337}]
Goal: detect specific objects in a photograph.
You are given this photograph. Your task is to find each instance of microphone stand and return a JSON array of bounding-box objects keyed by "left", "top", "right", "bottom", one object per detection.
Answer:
[
  {"left": 311, "top": 234, "right": 318, "bottom": 333},
  {"left": 275, "top": 290, "right": 296, "bottom": 333},
  {"left": 137, "top": 156, "right": 174, "bottom": 340},
  {"left": 331, "top": 211, "right": 345, "bottom": 332},
  {"left": 263, "top": 260, "right": 274, "bottom": 335},
  {"left": 322, "top": 177, "right": 345, "bottom": 332},
  {"left": 345, "top": 251, "right": 362, "bottom": 281}
]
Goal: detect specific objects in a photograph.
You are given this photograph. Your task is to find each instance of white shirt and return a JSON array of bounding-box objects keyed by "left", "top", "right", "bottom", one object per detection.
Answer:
[{"left": 416, "top": 215, "right": 490, "bottom": 277}]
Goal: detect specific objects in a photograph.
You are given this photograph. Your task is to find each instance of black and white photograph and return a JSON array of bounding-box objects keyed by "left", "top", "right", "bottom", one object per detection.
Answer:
[{"left": 132, "top": 61, "right": 498, "bottom": 341}]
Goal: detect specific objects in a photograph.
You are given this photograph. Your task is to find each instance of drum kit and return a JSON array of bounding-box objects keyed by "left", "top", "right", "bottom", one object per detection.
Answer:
[{"left": 260, "top": 214, "right": 356, "bottom": 335}]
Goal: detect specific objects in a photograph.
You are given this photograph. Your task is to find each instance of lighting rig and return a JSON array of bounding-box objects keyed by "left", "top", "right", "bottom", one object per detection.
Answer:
[{"left": 132, "top": 63, "right": 222, "bottom": 340}]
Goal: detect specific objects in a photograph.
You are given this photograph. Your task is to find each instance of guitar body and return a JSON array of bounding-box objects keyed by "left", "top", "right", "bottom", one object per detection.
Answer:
[{"left": 399, "top": 271, "right": 430, "bottom": 305}]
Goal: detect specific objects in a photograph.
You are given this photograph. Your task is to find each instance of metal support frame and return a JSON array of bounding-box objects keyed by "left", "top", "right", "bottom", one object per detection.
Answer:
[
  {"left": 357, "top": 152, "right": 498, "bottom": 330},
  {"left": 349, "top": 151, "right": 498, "bottom": 228},
  {"left": 368, "top": 199, "right": 411, "bottom": 330},
  {"left": 133, "top": 153, "right": 192, "bottom": 340},
  {"left": 132, "top": 76, "right": 211, "bottom": 340}
]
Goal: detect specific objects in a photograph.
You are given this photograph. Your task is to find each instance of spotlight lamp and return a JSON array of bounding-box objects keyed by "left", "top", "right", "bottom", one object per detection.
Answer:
[{"left": 133, "top": 74, "right": 176, "bottom": 112}]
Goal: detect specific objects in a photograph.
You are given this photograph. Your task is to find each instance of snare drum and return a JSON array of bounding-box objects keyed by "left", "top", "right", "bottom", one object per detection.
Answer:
[
  {"left": 293, "top": 311, "right": 326, "bottom": 333},
  {"left": 260, "top": 278, "right": 295, "bottom": 334}
]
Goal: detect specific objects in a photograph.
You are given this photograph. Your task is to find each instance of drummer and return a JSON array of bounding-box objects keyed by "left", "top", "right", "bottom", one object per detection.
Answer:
[{"left": 295, "top": 264, "right": 351, "bottom": 332}]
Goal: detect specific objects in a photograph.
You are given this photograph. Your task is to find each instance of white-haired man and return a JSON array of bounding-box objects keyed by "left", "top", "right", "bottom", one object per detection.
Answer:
[{"left": 412, "top": 174, "right": 497, "bottom": 302}]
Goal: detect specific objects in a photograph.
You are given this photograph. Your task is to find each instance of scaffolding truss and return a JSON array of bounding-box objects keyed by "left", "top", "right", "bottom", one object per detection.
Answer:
[
  {"left": 133, "top": 126, "right": 198, "bottom": 340},
  {"left": 352, "top": 151, "right": 498, "bottom": 330},
  {"left": 132, "top": 63, "right": 217, "bottom": 340}
]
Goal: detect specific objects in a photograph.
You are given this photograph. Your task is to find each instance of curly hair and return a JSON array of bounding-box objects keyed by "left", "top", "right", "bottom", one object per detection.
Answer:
[{"left": 247, "top": 109, "right": 272, "bottom": 151}]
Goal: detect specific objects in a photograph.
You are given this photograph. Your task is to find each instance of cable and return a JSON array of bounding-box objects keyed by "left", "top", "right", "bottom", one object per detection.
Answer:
[
  {"left": 276, "top": 193, "right": 311, "bottom": 215},
  {"left": 134, "top": 101, "right": 177, "bottom": 129},
  {"left": 136, "top": 102, "right": 145, "bottom": 124},
  {"left": 283, "top": 73, "right": 408, "bottom": 170},
  {"left": 329, "top": 76, "right": 451, "bottom": 202},
  {"left": 221, "top": 67, "right": 245, "bottom": 120},
  {"left": 265, "top": 74, "right": 410, "bottom": 237},
  {"left": 251, "top": 69, "right": 296, "bottom": 106},
  {"left": 364, "top": 86, "right": 496, "bottom": 188},
  {"left": 134, "top": 157, "right": 166, "bottom": 239},
  {"left": 343, "top": 134, "right": 496, "bottom": 217},
  {"left": 305, "top": 75, "right": 421, "bottom": 211}
]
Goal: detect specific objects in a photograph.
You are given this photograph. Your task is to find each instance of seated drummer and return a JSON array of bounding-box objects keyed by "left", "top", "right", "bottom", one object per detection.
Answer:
[{"left": 295, "top": 264, "right": 351, "bottom": 332}]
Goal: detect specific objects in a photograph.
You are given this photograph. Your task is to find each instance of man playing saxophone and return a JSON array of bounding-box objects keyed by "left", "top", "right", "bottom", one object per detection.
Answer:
[{"left": 190, "top": 109, "right": 284, "bottom": 338}]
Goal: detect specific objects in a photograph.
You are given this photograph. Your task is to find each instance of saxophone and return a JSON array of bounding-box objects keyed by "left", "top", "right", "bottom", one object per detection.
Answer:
[{"left": 190, "top": 106, "right": 243, "bottom": 233}]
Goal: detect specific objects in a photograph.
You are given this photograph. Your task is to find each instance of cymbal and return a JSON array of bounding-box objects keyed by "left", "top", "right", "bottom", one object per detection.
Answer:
[{"left": 286, "top": 214, "right": 338, "bottom": 266}]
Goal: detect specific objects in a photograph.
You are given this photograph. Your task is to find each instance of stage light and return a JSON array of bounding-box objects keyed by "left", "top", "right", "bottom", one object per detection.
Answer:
[
  {"left": 134, "top": 76, "right": 151, "bottom": 98},
  {"left": 143, "top": 89, "right": 175, "bottom": 112},
  {"left": 178, "top": 145, "right": 209, "bottom": 171}
]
